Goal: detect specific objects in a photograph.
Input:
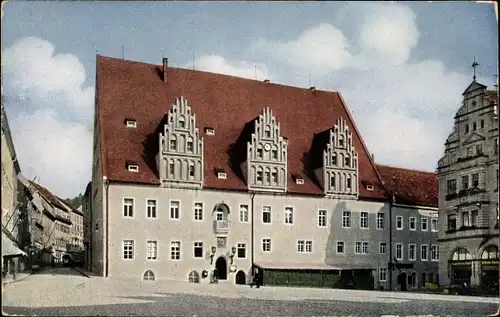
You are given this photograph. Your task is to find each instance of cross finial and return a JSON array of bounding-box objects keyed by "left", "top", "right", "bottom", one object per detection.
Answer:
[{"left": 472, "top": 57, "right": 479, "bottom": 81}]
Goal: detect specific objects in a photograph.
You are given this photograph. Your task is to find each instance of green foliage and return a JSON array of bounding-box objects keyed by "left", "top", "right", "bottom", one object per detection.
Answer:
[{"left": 64, "top": 193, "right": 83, "bottom": 209}]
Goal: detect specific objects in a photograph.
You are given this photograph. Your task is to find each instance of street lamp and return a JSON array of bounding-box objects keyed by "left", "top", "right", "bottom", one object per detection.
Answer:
[{"left": 210, "top": 246, "right": 216, "bottom": 264}]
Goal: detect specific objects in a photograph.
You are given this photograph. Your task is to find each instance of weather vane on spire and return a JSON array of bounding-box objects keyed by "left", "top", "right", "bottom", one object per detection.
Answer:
[{"left": 472, "top": 57, "right": 479, "bottom": 81}]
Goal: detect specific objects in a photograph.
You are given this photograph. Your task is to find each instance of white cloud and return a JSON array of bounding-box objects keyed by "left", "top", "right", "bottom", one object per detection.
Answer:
[
  {"left": 189, "top": 55, "right": 270, "bottom": 80},
  {"left": 2, "top": 37, "right": 93, "bottom": 198},
  {"left": 254, "top": 23, "right": 361, "bottom": 74}
]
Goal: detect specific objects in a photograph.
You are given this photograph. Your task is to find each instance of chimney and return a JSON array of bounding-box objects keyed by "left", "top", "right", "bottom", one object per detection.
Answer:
[
  {"left": 263, "top": 79, "right": 270, "bottom": 83},
  {"left": 162, "top": 58, "right": 168, "bottom": 83},
  {"left": 371, "top": 154, "right": 375, "bottom": 162},
  {"left": 310, "top": 86, "right": 316, "bottom": 92}
]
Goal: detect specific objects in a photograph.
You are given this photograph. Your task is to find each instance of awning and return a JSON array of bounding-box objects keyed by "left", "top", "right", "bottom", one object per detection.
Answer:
[
  {"left": 254, "top": 261, "right": 342, "bottom": 270},
  {"left": 2, "top": 232, "right": 27, "bottom": 258}
]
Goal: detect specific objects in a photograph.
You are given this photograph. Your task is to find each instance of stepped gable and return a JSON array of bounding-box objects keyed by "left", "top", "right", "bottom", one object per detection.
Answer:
[
  {"left": 96, "top": 55, "right": 387, "bottom": 199},
  {"left": 376, "top": 164, "right": 438, "bottom": 207}
]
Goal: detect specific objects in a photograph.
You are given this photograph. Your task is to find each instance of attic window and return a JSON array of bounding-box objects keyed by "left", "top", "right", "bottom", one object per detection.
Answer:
[
  {"left": 125, "top": 120, "right": 137, "bottom": 128},
  {"left": 366, "top": 184, "right": 374, "bottom": 191},
  {"left": 296, "top": 178, "right": 304, "bottom": 185},
  {"left": 126, "top": 161, "right": 139, "bottom": 172},
  {"left": 217, "top": 172, "right": 227, "bottom": 179},
  {"left": 205, "top": 127, "right": 215, "bottom": 135}
]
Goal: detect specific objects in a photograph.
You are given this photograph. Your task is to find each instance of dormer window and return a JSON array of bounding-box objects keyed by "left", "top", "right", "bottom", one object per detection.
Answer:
[
  {"left": 187, "top": 137, "right": 194, "bottom": 152},
  {"left": 296, "top": 178, "right": 304, "bottom": 185},
  {"left": 366, "top": 184, "right": 374, "bottom": 191},
  {"left": 205, "top": 127, "right": 215, "bottom": 135},
  {"left": 170, "top": 137, "right": 177, "bottom": 151},
  {"left": 126, "top": 161, "right": 139, "bottom": 172},
  {"left": 217, "top": 172, "right": 227, "bottom": 179},
  {"left": 125, "top": 119, "right": 137, "bottom": 128}
]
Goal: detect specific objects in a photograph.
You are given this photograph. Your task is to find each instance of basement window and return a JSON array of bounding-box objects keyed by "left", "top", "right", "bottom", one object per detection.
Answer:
[
  {"left": 125, "top": 119, "right": 137, "bottom": 128},
  {"left": 205, "top": 127, "right": 215, "bottom": 135}
]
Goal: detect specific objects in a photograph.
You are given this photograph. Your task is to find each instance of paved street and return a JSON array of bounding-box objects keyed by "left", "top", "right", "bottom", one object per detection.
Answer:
[{"left": 1, "top": 268, "right": 498, "bottom": 316}]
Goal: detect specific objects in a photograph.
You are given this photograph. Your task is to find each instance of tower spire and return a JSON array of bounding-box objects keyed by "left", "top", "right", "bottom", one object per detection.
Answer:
[{"left": 472, "top": 56, "right": 479, "bottom": 81}]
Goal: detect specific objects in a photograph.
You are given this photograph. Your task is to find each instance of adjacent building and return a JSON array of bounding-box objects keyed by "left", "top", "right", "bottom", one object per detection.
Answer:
[
  {"left": 1, "top": 102, "right": 27, "bottom": 276},
  {"left": 377, "top": 164, "right": 439, "bottom": 290},
  {"left": 87, "top": 55, "right": 439, "bottom": 290},
  {"left": 437, "top": 77, "right": 499, "bottom": 289}
]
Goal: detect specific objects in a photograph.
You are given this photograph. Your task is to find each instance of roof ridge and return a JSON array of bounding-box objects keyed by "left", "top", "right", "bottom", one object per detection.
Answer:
[
  {"left": 376, "top": 163, "right": 437, "bottom": 175},
  {"left": 97, "top": 54, "right": 338, "bottom": 94}
]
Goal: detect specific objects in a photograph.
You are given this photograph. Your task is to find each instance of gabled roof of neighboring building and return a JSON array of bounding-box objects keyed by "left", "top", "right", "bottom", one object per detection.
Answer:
[
  {"left": 28, "top": 181, "right": 69, "bottom": 212},
  {"left": 96, "top": 55, "right": 388, "bottom": 200},
  {"left": 375, "top": 164, "right": 438, "bottom": 208},
  {"left": 55, "top": 196, "right": 84, "bottom": 217}
]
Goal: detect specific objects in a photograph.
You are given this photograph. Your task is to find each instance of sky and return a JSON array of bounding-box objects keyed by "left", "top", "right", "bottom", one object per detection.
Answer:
[{"left": 1, "top": 1, "right": 498, "bottom": 198}]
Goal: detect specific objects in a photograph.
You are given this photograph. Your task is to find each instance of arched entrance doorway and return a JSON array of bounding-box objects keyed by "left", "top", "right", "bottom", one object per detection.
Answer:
[
  {"left": 215, "top": 256, "right": 228, "bottom": 280},
  {"left": 235, "top": 270, "right": 246, "bottom": 285},
  {"left": 480, "top": 245, "right": 498, "bottom": 290},
  {"left": 449, "top": 248, "right": 472, "bottom": 285},
  {"left": 398, "top": 272, "right": 408, "bottom": 291}
]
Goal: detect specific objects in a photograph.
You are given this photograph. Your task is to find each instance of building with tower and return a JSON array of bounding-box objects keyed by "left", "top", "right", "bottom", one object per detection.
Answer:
[{"left": 437, "top": 63, "right": 499, "bottom": 289}]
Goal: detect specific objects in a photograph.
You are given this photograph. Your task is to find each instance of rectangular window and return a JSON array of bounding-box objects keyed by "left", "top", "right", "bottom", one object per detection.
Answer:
[
  {"left": 462, "top": 212, "right": 470, "bottom": 227},
  {"left": 421, "top": 244, "right": 428, "bottom": 261},
  {"left": 462, "top": 175, "right": 469, "bottom": 190},
  {"left": 471, "top": 210, "right": 479, "bottom": 226},
  {"left": 355, "top": 241, "right": 362, "bottom": 254},
  {"left": 123, "top": 198, "right": 134, "bottom": 217},
  {"left": 396, "top": 216, "right": 403, "bottom": 230},
  {"left": 379, "top": 242, "right": 387, "bottom": 254},
  {"left": 237, "top": 243, "right": 246, "bottom": 258},
  {"left": 447, "top": 179, "right": 457, "bottom": 194},
  {"left": 193, "top": 242, "right": 203, "bottom": 258},
  {"left": 421, "top": 218, "right": 428, "bottom": 231},
  {"left": 262, "top": 206, "right": 271, "bottom": 223},
  {"left": 431, "top": 245, "right": 439, "bottom": 261},
  {"left": 284, "top": 207, "right": 294, "bottom": 224},
  {"left": 408, "top": 244, "right": 416, "bottom": 261},
  {"left": 476, "top": 145, "right": 483, "bottom": 155},
  {"left": 376, "top": 212, "right": 385, "bottom": 229},
  {"left": 396, "top": 243, "right": 403, "bottom": 260},
  {"left": 170, "top": 241, "right": 181, "bottom": 260},
  {"left": 170, "top": 201, "right": 180, "bottom": 219},
  {"left": 305, "top": 240, "right": 313, "bottom": 253},
  {"left": 123, "top": 240, "right": 134, "bottom": 259},
  {"left": 472, "top": 173, "right": 479, "bottom": 188},
  {"left": 147, "top": 199, "right": 157, "bottom": 219},
  {"left": 147, "top": 240, "right": 157, "bottom": 260},
  {"left": 379, "top": 268, "right": 387, "bottom": 282},
  {"left": 318, "top": 210, "right": 327, "bottom": 227},
  {"left": 342, "top": 211, "right": 351, "bottom": 228},
  {"left": 431, "top": 218, "right": 438, "bottom": 232},
  {"left": 194, "top": 202, "right": 203, "bottom": 221},
  {"left": 360, "top": 212, "right": 368, "bottom": 229},
  {"left": 262, "top": 238, "right": 271, "bottom": 252},
  {"left": 409, "top": 217, "right": 416, "bottom": 230},
  {"left": 447, "top": 214, "right": 456, "bottom": 230},
  {"left": 297, "top": 240, "right": 305, "bottom": 253},
  {"left": 361, "top": 242, "right": 369, "bottom": 254},
  {"left": 239, "top": 204, "right": 249, "bottom": 223},
  {"left": 336, "top": 241, "right": 345, "bottom": 254}
]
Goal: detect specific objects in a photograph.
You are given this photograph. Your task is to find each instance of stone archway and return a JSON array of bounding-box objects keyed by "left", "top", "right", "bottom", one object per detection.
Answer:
[
  {"left": 480, "top": 245, "right": 499, "bottom": 290},
  {"left": 215, "top": 256, "right": 228, "bottom": 280},
  {"left": 449, "top": 247, "right": 473, "bottom": 286},
  {"left": 235, "top": 270, "right": 246, "bottom": 285}
]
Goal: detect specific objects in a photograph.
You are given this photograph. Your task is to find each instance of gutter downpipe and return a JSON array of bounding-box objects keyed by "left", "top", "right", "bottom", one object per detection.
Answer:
[
  {"left": 389, "top": 194, "right": 395, "bottom": 291},
  {"left": 104, "top": 179, "right": 109, "bottom": 277},
  {"left": 250, "top": 191, "right": 256, "bottom": 279}
]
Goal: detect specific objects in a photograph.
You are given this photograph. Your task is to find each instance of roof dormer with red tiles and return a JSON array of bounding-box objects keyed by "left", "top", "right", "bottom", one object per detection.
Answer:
[
  {"left": 309, "top": 117, "right": 359, "bottom": 199},
  {"left": 242, "top": 107, "right": 288, "bottom": 193},
  {"left": 156, "top": 96, "right": 204, "bottom": 189}
]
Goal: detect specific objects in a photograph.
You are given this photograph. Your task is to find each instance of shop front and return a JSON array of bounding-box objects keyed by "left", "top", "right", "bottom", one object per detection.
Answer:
[
  {"left": 480, "top": 245, "right": 498, "bottom": 291},
  {"left": 449, "top": 248, "right": 473, "bottom": 286}
]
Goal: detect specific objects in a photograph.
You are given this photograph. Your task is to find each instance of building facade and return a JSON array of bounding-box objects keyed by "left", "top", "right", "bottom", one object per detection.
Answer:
[
  {"left": 437, "top": 78, "right": 499, "bottom": 289},
  {"left": 88, "top": 56, "right": 438, "bottom": 289}
]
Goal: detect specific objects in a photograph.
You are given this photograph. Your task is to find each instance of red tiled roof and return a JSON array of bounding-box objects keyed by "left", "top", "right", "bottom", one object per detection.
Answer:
[
  {"left": 96, "top": 55, "right": 388, "bottom": 200},
  {"left": 486, "top": 90, "right": 498, "bottom": 101},
  {"left": 375, "top": 164, "right": 438, "bottom": 208}
]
